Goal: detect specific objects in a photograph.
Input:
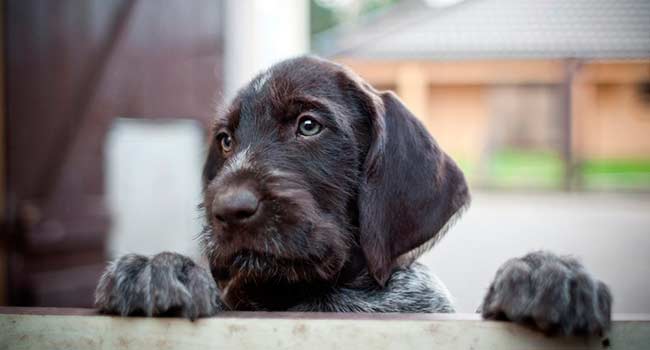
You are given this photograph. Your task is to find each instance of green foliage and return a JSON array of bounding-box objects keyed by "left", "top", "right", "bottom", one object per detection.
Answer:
[
  {"left": 473, "top": 149, "right": 650, "bottom": 190},
  {"left": 581, "top": 159, "right": 650, "bottom": 190},
  {"left": 487, "top": 149, "right": 565, "bottom": 189},
  {"left": 310, "top": 0, "right": 401, "bottom": 36},
  {"left": 310, "top": 1, "right": 339, "bottom": 36}
]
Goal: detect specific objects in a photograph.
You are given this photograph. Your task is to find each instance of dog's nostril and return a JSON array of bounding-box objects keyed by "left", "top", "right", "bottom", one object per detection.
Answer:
[
  {"left": 212, "top": 186, "right": 260, "bottom": 224},
  {"left": 234, "top": 209, "right": 255, "bottom": 220}
]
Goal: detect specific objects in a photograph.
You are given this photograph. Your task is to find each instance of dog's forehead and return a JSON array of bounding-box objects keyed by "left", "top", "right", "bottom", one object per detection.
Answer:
[
  {"left": 215, "top": 57, "right": 350, "bottom": 134},
  {"left": 236, "top": 64, "right": 339, "bottom": 122}
]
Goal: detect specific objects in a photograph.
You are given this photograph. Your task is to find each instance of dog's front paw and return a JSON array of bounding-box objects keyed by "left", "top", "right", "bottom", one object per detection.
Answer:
[
  {"left": 481, "top": 251, "right": 612, "bottom": 337},
  {"left": 95, "top": 252, "right": 222, "bottom": 319}
]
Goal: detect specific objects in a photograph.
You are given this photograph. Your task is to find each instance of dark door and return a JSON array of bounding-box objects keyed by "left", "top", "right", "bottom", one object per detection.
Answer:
[{"left": 4, "top": 0, "right": 223, "bottom": 306}]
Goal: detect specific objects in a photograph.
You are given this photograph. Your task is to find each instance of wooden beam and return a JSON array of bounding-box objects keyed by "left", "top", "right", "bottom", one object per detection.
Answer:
[
  {"left": 336, "top": 59, "right": 566, "bottom": 85},
  {"left": 580, "top": 61, "right": 650, "bottom": 84},
  {"left": 0, "top": 0, "right": 6, "bottom": 307},
  {"left": 36, "top": 0, "right": 138, "bottom": 198},
  {"left": 1, "top": 308, "right": 649, "bottom": 349},
  {"left": 335, "top": 59, "right": 650, "bottom": 86},
  {"left": 560, "top": 59, "right": 581, "bottom": 191},
  {"left": 571, "top": 70, "right": 598, "bottom": 172}
]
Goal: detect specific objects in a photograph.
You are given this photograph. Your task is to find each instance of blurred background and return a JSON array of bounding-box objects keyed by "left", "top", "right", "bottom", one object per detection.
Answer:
[{"left": 1, "top": 0, "right": 649, "bottom": 313}]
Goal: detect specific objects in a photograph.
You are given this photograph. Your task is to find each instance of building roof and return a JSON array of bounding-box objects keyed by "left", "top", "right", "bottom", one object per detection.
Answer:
[{"left": 314, "top": 0, "right": 650, "bottom": 60}]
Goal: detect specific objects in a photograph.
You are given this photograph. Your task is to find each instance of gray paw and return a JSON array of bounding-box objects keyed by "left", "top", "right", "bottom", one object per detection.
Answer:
[
  {"left": 95, "top": 252, "right": 222, "bottom": 319},
  {"left": 481, "top": 251, "right": 612, "bottom": 336}
]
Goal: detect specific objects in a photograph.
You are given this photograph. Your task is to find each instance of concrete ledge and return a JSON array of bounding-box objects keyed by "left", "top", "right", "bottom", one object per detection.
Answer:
[{"left": 1, "top": 308, "right": 648, "bottom": 349}]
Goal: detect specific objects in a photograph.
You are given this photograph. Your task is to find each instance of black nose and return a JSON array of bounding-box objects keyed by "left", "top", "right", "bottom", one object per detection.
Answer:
[{"left": 212, "top": 185, "right": 260, "bottom": 224}]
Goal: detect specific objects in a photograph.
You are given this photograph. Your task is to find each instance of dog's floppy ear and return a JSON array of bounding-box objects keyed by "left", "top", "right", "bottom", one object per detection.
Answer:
[{"left": 342, "top": 70, "right": 470, "bottom": 286}]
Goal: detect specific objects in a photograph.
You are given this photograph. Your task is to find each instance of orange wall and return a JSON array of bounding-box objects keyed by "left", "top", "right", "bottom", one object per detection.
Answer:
[
  {"left": 576, "top": 83, "right": 650, "bottom": 159},
  {"left": 338, "top": 59, "right": 650, "bottom": 161},
  {"left": 425, "top": 85, "right": 487, "bottom": 162}
]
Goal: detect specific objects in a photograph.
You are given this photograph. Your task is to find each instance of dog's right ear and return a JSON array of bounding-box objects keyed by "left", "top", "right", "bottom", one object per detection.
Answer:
[{"left": 338, "top": 68, "right": 470, "bottom": 286}]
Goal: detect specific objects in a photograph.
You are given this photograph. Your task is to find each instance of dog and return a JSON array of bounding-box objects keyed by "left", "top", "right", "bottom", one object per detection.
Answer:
[{"left": 95, "top": 56, "right": 612, "bottom": 337}]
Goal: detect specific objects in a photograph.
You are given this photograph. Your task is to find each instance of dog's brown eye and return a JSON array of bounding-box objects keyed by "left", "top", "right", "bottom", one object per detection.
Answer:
[
  {"left": 218, "top": 132, "right": 233, "bottom": 153},
  {"left": 297, "top": 117, "right": 322, "bottom": 137}
]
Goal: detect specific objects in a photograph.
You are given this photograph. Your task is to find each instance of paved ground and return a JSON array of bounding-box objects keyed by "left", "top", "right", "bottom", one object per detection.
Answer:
[{"left": 420, "top": 191, "right": 650, "bottom": 313}]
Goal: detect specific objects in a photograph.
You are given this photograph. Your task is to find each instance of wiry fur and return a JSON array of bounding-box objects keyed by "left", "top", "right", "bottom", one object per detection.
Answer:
[
  {"left": 95, "top": 56, "right": 612, "bottom": 339},
  {"left": 95, "top": 252, "right": 221, "bottom": 320},
  {"left": 288, "top": 263, "right": 454, "bottom": 313},
  {"left": 481, "top": 251, "right": 612, "bottom": 337}
]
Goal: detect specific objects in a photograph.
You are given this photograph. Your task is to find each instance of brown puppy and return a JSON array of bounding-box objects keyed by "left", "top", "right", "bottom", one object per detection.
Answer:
[{"left": 96, "top": 56, "right": 611, "bottom": 337}]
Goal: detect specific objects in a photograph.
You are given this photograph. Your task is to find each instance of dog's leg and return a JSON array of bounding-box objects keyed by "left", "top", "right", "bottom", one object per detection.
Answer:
[
  {"left": 289, "top": 263, "right": 455, "bottom": 313},
  {"left": 95, "top": 252, "right": 223, "bottom": 319},
  {"left": 480, "top": 251, "right": 612, "bottom": 337}
]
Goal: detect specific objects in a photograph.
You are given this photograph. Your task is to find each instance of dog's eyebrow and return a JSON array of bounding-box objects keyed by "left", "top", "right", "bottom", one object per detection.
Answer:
[
  {"left": 213, "top": 104, "right": 241, "bottom": 131},
  {"left": 287, "top": 95, "right": 327, "bottom": 108},
  {"left": 277, "top": 95, "right": 333, "bottom": 120}
]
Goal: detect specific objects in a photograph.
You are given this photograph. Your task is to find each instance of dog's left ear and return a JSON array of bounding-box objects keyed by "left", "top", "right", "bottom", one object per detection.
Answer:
[{"left": 339, "top": 69, "right": 470, "bottom": 286}]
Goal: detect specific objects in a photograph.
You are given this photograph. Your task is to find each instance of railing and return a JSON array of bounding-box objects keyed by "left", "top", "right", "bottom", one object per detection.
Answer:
[{"left": 1, "top": 308, "right": 648, "bottom": 349}]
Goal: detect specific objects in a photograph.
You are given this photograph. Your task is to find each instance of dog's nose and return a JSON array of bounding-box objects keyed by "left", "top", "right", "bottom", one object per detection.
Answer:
[{"left": 212, "top": 186, "right": 260, "bottom": 224}]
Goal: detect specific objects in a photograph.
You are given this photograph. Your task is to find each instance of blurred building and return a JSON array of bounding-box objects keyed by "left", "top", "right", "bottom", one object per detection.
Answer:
[{"left": 315, "top": 0, "right": 650, "bottom": 190}]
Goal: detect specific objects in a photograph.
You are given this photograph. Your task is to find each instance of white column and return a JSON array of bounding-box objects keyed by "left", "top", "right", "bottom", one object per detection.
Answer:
[{"left": 223, "top": 0, "right": 309, "bottom": 100}]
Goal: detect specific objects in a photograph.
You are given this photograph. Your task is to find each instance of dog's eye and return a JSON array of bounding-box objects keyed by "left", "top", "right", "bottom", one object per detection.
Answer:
[
  {"left": 218, "top": 132, "right": 233, "bottom": 153},
  {"left": 297, "top": 116, "right": 322, "bottom": 137}
]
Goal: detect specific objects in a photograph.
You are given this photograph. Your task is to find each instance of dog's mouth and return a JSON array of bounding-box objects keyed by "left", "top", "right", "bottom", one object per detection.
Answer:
[
  {"left": 212, "top": 247, "right": 340, "bottom": 284},
  {"left": 204, "top": 206, "right": 353, "bottom": 289},
  {"left": 211, "top": 248, "right": 346, "bottom": 310}
]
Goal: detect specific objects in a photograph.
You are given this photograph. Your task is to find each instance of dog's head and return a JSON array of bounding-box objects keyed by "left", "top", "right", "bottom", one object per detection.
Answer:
[{"left": 201, "top": 56, "right": 469, "bottom": 309}]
